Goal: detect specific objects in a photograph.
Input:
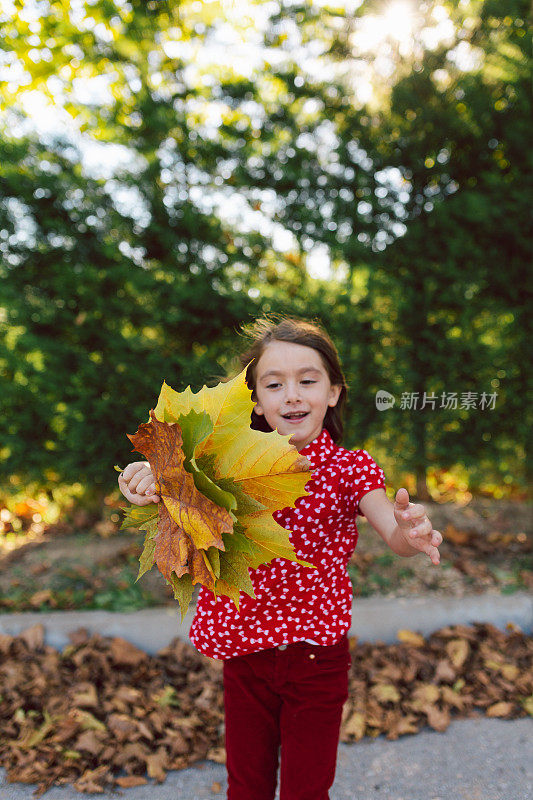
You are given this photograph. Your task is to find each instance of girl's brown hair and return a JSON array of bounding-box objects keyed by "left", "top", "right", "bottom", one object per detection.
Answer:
[{"left": 233, "top": 313, "right": 348, "bottom": 444}]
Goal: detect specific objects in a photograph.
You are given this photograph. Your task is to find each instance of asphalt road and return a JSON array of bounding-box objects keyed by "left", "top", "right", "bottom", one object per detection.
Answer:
[{"left": 1, "top": 716, "right": 532, "bottom": 800}]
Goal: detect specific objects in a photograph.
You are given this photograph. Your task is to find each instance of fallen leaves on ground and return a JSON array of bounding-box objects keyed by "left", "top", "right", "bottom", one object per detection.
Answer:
[
  {"left": 444, "top": 521, "right": 532, "bottom": 585},
  {"left": 0, "top": 621, "right": 531, "bottom": 795},
  {"left": 0, "top": 625, "right": 224, "bottom": 796},
  {"left": 340, "top": 621, "right": 532, "bottom": 742}
]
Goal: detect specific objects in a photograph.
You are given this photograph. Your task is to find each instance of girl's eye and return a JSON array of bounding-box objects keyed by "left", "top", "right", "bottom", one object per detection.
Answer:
[{"left": 266, "top": 380, "right": 316, "bottom": 389}]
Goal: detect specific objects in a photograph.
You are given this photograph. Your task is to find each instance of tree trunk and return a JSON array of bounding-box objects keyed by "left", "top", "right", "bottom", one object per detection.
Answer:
[{"left": 416, "top": 469, "right": 430, "bottom": 501}]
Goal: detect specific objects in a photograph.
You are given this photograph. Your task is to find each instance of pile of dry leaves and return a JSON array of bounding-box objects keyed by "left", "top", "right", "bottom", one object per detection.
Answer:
[{"left": 0, "top": 622, "right": 531, "bottom": 796}]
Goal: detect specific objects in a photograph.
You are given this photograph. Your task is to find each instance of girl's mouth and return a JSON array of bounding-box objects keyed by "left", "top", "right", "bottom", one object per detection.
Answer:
[{"left": 281, "top": 412, "right": 309, "bottom": 424}]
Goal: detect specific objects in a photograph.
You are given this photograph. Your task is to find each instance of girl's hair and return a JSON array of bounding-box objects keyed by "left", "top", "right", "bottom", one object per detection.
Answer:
[{"left": 233, "top": 313, "right": 348, "bottom": 443}]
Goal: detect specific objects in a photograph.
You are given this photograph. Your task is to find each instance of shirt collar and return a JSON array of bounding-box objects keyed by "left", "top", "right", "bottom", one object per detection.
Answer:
[{"left": 299, "top": 428, "right": 337, "bottom": 468}]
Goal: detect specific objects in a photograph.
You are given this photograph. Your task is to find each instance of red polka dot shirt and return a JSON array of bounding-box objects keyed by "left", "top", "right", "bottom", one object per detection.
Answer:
[{"left": 189, "top": 428, "right": 386, "bottom": 660}]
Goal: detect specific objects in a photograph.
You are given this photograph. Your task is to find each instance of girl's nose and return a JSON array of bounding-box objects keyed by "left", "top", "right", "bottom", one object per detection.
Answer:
[{"left": 283, "top": 383, "right": 303, "bottom": 401}]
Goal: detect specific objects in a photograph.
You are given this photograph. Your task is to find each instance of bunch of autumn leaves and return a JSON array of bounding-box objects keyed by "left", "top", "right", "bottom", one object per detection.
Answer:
[{"left": 116, "top": 363, "right": 316, "bottom": 620}]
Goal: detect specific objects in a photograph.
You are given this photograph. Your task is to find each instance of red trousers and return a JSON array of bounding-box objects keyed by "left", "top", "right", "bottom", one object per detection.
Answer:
[{"left": 222, "top": 634, "right": 351, "bottom": 800}]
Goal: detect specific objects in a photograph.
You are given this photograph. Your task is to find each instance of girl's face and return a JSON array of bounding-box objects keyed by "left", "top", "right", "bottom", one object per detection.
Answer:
[{"left": 253, "top": 340, "right": 342, "bottom": 451}]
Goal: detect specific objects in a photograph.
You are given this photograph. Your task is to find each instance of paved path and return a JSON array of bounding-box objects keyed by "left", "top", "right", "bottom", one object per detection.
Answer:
[
  {"left": 1, "top": 591, "right": 531, "bottom": 652},
  {"left": 1, "top": 717, "right": 532, "bottom": 799}
]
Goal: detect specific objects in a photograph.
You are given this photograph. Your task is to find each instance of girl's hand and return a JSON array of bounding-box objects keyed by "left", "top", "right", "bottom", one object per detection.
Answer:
[
  {"left": 118, "top": 461, "right": 160, "bottom": 506},
  {"left": 394, "top": 487, "right": 442, "bottom": 565}
]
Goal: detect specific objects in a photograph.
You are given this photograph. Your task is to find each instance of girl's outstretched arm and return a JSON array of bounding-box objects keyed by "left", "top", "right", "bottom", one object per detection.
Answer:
[{"left": 358, "top": 487, "right": 442, "bottom": 565}]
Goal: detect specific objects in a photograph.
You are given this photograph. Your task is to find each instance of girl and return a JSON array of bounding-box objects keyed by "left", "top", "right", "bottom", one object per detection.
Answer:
[{"left": 118, "top": 314, "right": 443, "bottom": 800}]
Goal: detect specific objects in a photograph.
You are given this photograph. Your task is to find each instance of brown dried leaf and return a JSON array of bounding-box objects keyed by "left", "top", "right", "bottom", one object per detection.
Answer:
[
  {"left": 29, "top": 590, "right": 53, "bottom": 607},
  {"left": 486, "top": 701, "right": 515, "bottom": 717},
  {"left": 444, "top": 524, "right": 471, "bottom": 544},
  {"left": 156, "top": 502, "right": 221, "bottom": 590},
  {"left": 341, "top": 710, "right": 366, "bottom": 740},
  {"left": 434, "top": 658, "right": 457, "bottom": 683},
  {"left": 19, "top": 623, "right": 44, "bottom": 650},
  {"left": 370, "top": 683, "right": 401, "bottom": 704},
  {"left": 440, "top": 685, "right": 467, "bottom": 710},
  {"left": 107, "top": 713, "right": 138, "bottom": 741},
  {"left": 410, "top": 683, "right": 440, "bottom": 710},
  {"left": 73, "top": 765, "right": 109, "bottom": 793},
  {"left": 74, "top": 730, "right": 105, "bottom": 755},
  {"left": 115, "top": 775, "right": 148, "bottom": 788},
  {"left": 207, "top": 746, "right": 227, "bottom": 764},
  {"left": 388, "top": 712, "right": 419, "bottom": 738},
  {"left": 128, "top": 411, "right": 233, "bottom": 586},
  {"left": 110, "top": 637, "right": 148, "bottom": 667},
  {"left": 425, "top": 704, "right": 451, "bottom": 731},
  {"left": 446, "top": 638, "right": 470, "bottom": 669},
  {"left": 70, "top": 682, "right": 99, "bottom": 709},
  {"left": 146, "top": 747, "right": 169, "bottom": 781},
  {"left": 397, "top": 629, "right": 426, "bottom": 647}
]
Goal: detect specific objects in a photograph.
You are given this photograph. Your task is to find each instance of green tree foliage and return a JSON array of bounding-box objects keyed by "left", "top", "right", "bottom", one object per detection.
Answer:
[
  {"left": 0, "top": 0, "right": 530, "bottom": 501},
  {"left": 0, "top": 1, "right": 262, "bottom": 493},
  {"left": 251, "top": 0, "right": 531, "bottom": 493},
  {"left": 352, "top": 0, "right": 532, "bottom": 491}
]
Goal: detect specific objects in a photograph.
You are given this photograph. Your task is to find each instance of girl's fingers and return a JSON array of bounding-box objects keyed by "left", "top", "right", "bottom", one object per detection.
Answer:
[
  {"left": 413, "top": 536, "right": 440, "bottom": 563},
  {"left": 406, "top": 529, "right": 442, "bottom": 565},
  {"left": 121, "top": 461, "right": 152, "bottom": 487},
  {"left": 431, "top": 530, "right": 443, "bottom": 546},
  {"left": 122, "top": 462, "right": 145, "bottom": 482},
  {"left": 129, "top": 489, "right": 158, "bottom": 505},
  {"left": 409, "top": 518, "right": 432, "bottom": 538},
  {"left": 136, "top": 477, "right": 152, "bottom": 495},
  {"left": 422, "top": 539, "right": 441, "bottom": 564},
  {"left": 135, "top": 494, "right": 157, "bottom": 505},
  {"left": 130, "top": 473, "right": 154, "bottom": 495},
  {"left": 400, "top": 503, "right": 426, "bottom": 521},
  {"left": 117, "top": 461, "right": 159, "bottom": 505}
]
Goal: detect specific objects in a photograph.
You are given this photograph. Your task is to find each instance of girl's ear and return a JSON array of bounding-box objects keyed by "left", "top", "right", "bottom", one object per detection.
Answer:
[
  {"left": 328, "top": 384, "right": 342, "bottom": 408},
  {"left": 251, "top": 387, "right": 263, "bottom": 416}
]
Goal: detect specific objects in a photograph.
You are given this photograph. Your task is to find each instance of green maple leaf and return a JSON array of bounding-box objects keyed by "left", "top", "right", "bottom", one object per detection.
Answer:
[
  {"left": 168, "top": 572, "right": 194, "bottom": 623},
  {"left": 178, "top": 411, "right": 238, "bottom": 515}
]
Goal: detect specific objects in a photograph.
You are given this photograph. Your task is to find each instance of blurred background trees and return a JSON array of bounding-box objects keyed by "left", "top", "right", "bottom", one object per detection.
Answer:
[{"left": 0, "top": 0, "right": 530, "bottom": 518}]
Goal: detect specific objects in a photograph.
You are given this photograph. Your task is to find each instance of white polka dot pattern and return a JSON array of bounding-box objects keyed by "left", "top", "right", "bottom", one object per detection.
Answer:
[{"left": 188, "top": 428, "right": 386, "bottom": 660}]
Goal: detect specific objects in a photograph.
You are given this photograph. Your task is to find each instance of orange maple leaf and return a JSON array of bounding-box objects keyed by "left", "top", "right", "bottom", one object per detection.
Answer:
[{"left": 128, "top": 410, "right": 233, "bottom": 587}]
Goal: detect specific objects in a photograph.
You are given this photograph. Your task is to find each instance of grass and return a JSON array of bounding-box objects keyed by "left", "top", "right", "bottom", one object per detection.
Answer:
[
  {"left": 487, "top": 554, "right": 533, "bottom": 595},
  {"left": 2, "top": 499, "right": 530, "bottom": 611},
  {"left": 1, "top": 548, "right": 159, "bottom": 613},
  {"left": 347, "top": 552, "right": 416, "bottom": 598}
]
